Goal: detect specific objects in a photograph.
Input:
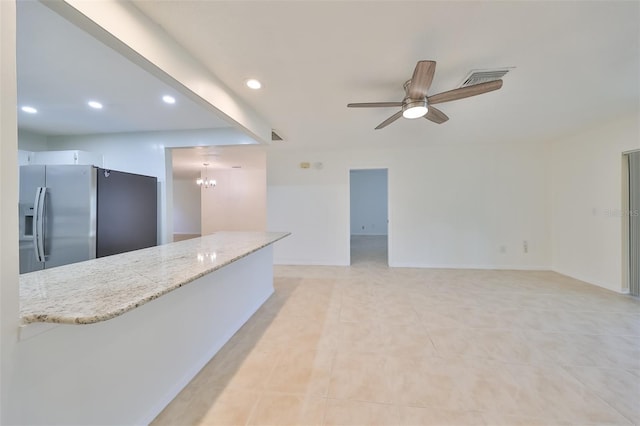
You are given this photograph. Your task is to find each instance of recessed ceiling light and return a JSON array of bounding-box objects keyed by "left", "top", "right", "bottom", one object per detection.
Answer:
[
  {"left": 162, "top": 95, "right": 176, "bottom": 104},
  {"left": 21, "top": 106, "right": 38, "bottom": 114},
  {"left": 246, "top": 79, "right": 262, "bottom": 90},
  {"left": 88, "top": 101, "right": 103, "bottom": 109}
]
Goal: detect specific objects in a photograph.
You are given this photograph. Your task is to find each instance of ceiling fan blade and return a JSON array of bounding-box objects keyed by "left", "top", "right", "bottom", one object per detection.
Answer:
[
  {"left": 347, "top": 102, "right": 403, "bottom": 108},
  {"left": 407, "top": 60, "right": 436, "bottom": 99},
  {"left": 375, "top": 110, "right": 403, "bottom": 130},
  {"left": 427, "top": 79, "right": 503, "bottom": 105},
  {"left": 424, "top": 106, "right": 449, "bottom": 124}
]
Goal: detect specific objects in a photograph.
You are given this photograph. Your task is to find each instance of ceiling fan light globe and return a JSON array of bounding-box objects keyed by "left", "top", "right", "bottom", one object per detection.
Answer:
[{"left": 402, "top": 104, "right": 428, "bottom": 119}]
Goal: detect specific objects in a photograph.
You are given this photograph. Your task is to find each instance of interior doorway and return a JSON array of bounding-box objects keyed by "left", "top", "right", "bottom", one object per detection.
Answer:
[{"left": 349, "top": 169, "right": 389, "bottom": 266}]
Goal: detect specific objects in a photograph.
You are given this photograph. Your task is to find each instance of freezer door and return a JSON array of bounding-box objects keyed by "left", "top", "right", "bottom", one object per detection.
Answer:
[
  {"left": 43, "top": 165, "right": 97, "bottom": 269},
  {"left": 97, "top": 169, "right": 157, "bottom": 257},
  {"left": 19, "top": 165, "right": 45, "bottom": 273}
]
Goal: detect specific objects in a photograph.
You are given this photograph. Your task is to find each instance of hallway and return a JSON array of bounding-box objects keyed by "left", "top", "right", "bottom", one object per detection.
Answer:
[{"left": 350, "top": 235, "right": 388, "bottom": 267}]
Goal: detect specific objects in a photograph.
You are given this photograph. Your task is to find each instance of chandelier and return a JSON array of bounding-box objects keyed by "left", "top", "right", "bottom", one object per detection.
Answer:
[{"left": 196, "top": 163, "right": 216, "bottom": 188}]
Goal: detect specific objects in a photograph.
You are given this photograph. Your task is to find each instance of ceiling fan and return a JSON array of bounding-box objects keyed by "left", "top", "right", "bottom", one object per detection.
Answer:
[{"left": 347, "top": 60, "right": 503, "bottom": 129}]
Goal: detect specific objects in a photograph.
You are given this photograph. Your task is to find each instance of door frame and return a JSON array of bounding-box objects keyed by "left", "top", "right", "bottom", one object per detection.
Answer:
[
  {"left": 623, "top": 149, "right": 640, "bottom": 295},
  {"left": 622, "top": 153, "right": 630, "bottom": 293}
]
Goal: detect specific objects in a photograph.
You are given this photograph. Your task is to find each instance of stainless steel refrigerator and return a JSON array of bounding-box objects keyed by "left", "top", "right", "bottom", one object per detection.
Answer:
[{"left": 19, "top": 165, "right": 157, "bottom": 274}]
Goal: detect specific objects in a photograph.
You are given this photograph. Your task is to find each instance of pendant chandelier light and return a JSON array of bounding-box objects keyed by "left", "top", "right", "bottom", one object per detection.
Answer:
[{"left": 196, "top": 162, "right": 216, "bottom": 188}]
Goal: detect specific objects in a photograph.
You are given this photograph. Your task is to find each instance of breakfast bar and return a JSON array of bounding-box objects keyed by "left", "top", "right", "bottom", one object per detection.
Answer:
[
  {"left": 13, "top": 231, "right": 289, "bottom": 425},
  {"left": 20, "top": 231, "right": 290, "bottom": 325}
]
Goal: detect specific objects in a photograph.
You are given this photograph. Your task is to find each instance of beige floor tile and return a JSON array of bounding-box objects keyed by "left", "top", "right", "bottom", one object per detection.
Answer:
[
  {"left": 451, "top": 307, "right": 515, "bottom": 330},
  {"left": 207, "top": 349, "right": 280, "bottom": 391},
  {"left": 264, "top": 349, "right": 334, "bottom": 396},
  {"left": 339, "top": 301, "right": 381, "bottom": 324},
  {"left": 526, "top": 331, "right": 640, "bottom": 370},
  {"left": 328, "top": 352, "right": 397, "bottom": 404},
  {"left": 398, "top": 405, "right": 485, "bottom": 426},
  {"left": 390, "top": 356, "right": 459, "bottom": 408},
  {"left": 596, "top": 312, "right": 640, "bottom": 336},
  {"left": 503, "top": 364, "right": 633, "bottom": 424},
  {"left": 472, "top": 329, "right": 554, "bottom": 365},
  {"left": 480, "top": 412, "right": 574, "bottom": 425},
  {"left": 247, "top": 393, "right": 325, "bottom": 426},
  {"left": 323, "top": 399, "right": 400, "bottom": 426},
  {"left": 378, "top": 323, "right": 437, "bottom": 358},
  {"left": 251, "top": 316, "right": 325, "bottom": 354},
  {"left": 455, "top": 360, "right": 523, "bottom": 413},
  {"left": 562, "top": 366, "right": 640, "bottom": 424},
  {"left": 505, "top": 309, "right": 566, "bottom": 332},
  {"left": 151, "top": 387, "right": 212, "bottom": 426},
  {"left": 201, "top": 388, "right": 261, "bottom": 426},
  {"left": 417, "top": 308, "right": 467, "bottom": 329},
  {"left": 427, "top": 328, "right": 490, "bottom": 359},
  {"left": 391, "top": 357, "right": 521, "bottom": 412},
  {"left": 278, "top": 283, "right": 338, "bottom": 320},
  {"left": 335, "top": 321, "right": 384, "bottom": 354},
  {"left": 584, "top": 335, "right": 640, "bottom": 370}
]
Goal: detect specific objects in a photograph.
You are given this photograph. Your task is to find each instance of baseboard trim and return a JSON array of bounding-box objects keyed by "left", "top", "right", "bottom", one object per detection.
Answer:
[
  {"left": 275, "top": 258, "right": 350, "bottom": 266},
  {"left": 275, "top": 259, "right": 551, "bottom": 271},
  {"left": 389, "top": 262, "right": 551, "bottom": 271}
]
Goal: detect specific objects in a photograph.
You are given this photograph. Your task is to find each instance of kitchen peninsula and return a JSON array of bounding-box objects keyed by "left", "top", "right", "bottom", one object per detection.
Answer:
[{"left": 13, "top": 231, "right": 289, "bottom": 425}]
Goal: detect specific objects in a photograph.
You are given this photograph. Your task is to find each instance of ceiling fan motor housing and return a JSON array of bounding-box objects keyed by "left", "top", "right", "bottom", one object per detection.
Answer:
[
  {"left": 402, "top": 97, "right": 428, "bottom": 119},
  {"left": 402, "top": 79, "right": 428, "bottom": 118}
]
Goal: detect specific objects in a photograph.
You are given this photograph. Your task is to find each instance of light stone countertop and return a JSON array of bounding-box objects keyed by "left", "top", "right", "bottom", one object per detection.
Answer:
[{"left": 19, "top": 231, "right": 290, "bottom": 325}]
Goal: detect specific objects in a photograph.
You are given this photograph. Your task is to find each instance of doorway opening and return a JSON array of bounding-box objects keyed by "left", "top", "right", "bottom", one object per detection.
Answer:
[{"left": 349, "top": 169, "right": 389, "bottom": 266}]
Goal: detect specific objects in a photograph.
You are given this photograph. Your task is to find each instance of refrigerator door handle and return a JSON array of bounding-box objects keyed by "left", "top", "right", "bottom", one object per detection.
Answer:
[{"left": 33, "top": 186, "right": 47, "bottom": 263}]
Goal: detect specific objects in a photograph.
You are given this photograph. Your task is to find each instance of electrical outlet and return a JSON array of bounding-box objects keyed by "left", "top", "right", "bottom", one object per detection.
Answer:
[
  {"left": 361, "top": 225, "right": 365, "bottom": 230},
  {"left": 523, "top": 240, "right": 528, "bottom": 253},
  {"left": 500, "top": 245, "right": 506, "bottom": 254}
]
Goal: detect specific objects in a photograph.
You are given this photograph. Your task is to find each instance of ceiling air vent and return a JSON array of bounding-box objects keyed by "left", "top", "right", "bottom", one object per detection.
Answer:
[
  {"left": 459, "top": 68, "right": 513, "bottom": 88},
  {"left": 271, "top": 130, "right": 283, "bottom": 141}
]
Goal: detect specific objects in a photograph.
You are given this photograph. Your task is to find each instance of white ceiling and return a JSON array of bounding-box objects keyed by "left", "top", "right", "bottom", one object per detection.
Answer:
[
  {"left": 16, "top": 0, "right": 230, "bottom": 136},
  {"left": 16, "top": 0, "right": 639, "bottom": 178},
  {"left": 132, "top": 0, "right": 640, "bottom": 150}
]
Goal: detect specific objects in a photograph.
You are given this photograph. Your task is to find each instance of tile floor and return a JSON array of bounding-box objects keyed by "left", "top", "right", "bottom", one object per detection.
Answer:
[{"left": 152, "top": 236, "right": 639, "bottom": 425}]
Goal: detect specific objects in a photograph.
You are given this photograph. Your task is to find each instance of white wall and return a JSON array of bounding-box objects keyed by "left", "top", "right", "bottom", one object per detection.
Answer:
[
  {"left": 17, "top": 128, "right": 47, "bottom": 151},
  {"left": 201, "top": 168, "right": 266, "bottom": 234},
  {"left": 350, "top": 169, "right": 388, "bottom": 236},
  {"left": 173, "top": 178, "right": 201, "bottom": 235},
  {"left": 1, "top": 1, "right": 20, "bottom": 423},
  {"left": 267, "top": 142, "right": 551, "bottom": 268},
  {"left": 18, "top": 129, "right": 48, "bottom": 167},
  {"left": 551, "top": 111, "right": 640, "bottom": 293},
  {"left": 48, "top": 128, "right": 250, "bottom": 244}
]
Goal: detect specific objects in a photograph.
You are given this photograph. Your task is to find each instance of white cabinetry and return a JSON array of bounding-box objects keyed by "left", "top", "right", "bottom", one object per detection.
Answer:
[
  {"left": 32, "top": 150, "right": 104, "bottom": 166},
  {"left": 18, "top": 150, "right": 32, "bottom": 166}
]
